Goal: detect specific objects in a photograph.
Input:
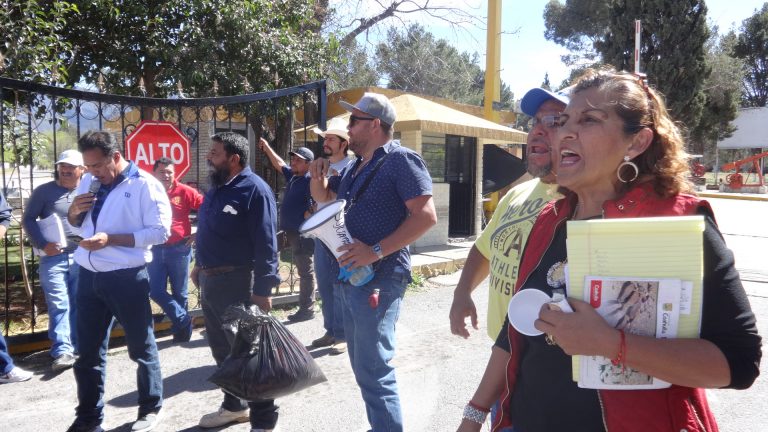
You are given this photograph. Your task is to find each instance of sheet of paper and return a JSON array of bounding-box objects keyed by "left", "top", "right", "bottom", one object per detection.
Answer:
[
  {"left": 566, "top": 216, "right": 705, "bottom": 382},
  {"left": 32, "top": 213, "right": 67, "bottom": 256}
]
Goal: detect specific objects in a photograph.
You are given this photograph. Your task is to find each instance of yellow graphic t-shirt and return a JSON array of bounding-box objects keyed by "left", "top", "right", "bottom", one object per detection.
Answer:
[{"left": 475, "top": 179, "right": 559, "bottom": 339}]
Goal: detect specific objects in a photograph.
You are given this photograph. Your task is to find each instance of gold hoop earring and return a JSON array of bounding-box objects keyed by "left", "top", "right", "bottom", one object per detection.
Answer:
[{"left": 616, "top": 156, "right": 639, "bottom": 183}]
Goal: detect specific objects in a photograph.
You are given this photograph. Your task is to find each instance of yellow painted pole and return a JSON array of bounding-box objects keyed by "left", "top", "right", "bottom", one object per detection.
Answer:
[{"left": 484, "top": 0, "right": 502, "bottom": 123}]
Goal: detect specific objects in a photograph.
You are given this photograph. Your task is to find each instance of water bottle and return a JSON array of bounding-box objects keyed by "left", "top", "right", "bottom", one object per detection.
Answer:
[
  {"left": 338, "top": 263, "right": 375, "bottom": 287},
  {"left": 347, "top": 264, "right": 374, "bottom": 287}
]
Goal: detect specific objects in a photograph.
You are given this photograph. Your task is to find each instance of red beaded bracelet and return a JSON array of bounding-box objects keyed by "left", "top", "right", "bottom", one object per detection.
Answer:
[
  {"left": 611, "top": 329, "right": 627, "bottom": 371},
  {"left": 468, "top": 400, "right": 491, "bottom": 413}
]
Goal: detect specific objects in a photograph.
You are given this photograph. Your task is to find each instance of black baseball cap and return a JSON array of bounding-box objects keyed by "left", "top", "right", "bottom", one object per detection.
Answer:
[{"left": 289, "top": 147, "right": 314, "bottom": 162}]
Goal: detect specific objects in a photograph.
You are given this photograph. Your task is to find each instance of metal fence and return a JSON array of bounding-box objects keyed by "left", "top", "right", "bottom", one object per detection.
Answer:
[{"left": 0, "top": 76, "right": 327, "bottom": 340}]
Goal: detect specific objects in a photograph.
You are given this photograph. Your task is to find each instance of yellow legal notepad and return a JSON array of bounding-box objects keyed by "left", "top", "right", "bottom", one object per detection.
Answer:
[{"left": 566, "top": 216, "right": 705, "bottom": 383}]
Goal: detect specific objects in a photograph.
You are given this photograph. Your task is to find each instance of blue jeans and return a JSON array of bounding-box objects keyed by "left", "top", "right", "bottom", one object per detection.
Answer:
[
  {"left": 0, "top": 332, "right": 15, "bottom": 374},
  {"left": 339, "top": 269, "right": 409, "bottom": 432},
  {"left": 148, "top": 242, "right": 192, "bottom": 333},
  {"left": 200, "top": 267, "right": 278, "bottom": 429},
  {"left": 38, "top": 253, "right": 79, "bottom": 358},
  {"left": 315, "top": 240, "right": 344, "bottom": 340},
  {"left": 73, "top": 266, "right": 162, "bottom": 426}
]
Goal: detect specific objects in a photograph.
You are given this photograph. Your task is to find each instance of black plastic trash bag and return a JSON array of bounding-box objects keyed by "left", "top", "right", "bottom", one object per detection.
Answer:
[{"left": 208, "top": 304, "right": 327, "bottom": 401}]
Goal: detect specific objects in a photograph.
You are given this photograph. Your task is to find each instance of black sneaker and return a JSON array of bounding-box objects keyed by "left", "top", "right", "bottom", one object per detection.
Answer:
[
  {"left": 66, "top": 421, "right": 103, "bottom": 432},
  {"left": 287, "top": 309, "right": 315, "bottom": 322},
  {"left": 52, "top": 353, "right": 77, "bottom": 371},
  {"left": 172, "top": 320, "right": 193, "bottom": 343}
]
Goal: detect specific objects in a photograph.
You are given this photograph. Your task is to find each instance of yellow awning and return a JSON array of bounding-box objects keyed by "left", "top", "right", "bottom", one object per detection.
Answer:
[{"left": 295, "top": 92, "right": 527, "bottom": 143}]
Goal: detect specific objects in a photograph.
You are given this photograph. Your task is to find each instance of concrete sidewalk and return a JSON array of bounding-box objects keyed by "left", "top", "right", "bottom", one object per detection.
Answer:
[{"left": 411, "top": 241, "right": 473, "bottom": 278}]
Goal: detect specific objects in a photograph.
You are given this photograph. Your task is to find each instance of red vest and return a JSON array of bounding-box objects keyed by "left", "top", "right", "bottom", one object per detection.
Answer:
[{"left": 493, "top": 183, "right": 719, "bottom": 432}]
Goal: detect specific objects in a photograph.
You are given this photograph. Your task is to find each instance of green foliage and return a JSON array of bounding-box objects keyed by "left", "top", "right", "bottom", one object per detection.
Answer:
[
  {"left": 733, "top": 3, "right": 768, "bottom": 107},
  {"left": 690, "top": 29, "right": 744, "bottom": 164},
  {"left": 407, "top": 271, "right": 425, "bottom": 291},
  {"left": 63, "top": 0, "right": 331, "bottom": 97},
  {"left": 0, "top": 0, "right": 77, "bottom": 83},
  {"left": 1, "top": 114, "right": 51, "bottom": 167},
  {"left": 543, "top": 0, "right": 610, "bottom": 65},
  {"left": 326, "top": 38, "right": 381, "bottom": 93},
  {"left": 595, "top": 0, "right": 710, "bottom": 132},
  {"left": 376, "top": 24, "right": 485, "bottom": 104},
  {"left": 543, "top": 0, "right": 713, "bottom": 141}
]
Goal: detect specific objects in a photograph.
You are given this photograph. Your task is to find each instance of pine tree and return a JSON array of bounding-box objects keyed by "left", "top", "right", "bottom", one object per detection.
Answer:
[{"left": 595, "top": 0, "right": 710, "bottom": 133}]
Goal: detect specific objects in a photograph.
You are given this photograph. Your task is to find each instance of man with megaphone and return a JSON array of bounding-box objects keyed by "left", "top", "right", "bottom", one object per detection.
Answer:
[{"left": 309, "top": 93, "right": 437, "bottom": 432}]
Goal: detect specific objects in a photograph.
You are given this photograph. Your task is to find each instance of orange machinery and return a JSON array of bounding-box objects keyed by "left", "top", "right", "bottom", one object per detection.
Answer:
[{"left": 720, "top": 151, "right": 768, "bottom": 189}]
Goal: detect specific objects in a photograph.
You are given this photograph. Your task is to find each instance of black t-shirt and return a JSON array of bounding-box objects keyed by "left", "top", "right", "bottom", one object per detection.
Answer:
[{"left": 495, "top": 210, "right": 762, "bottom": 431}]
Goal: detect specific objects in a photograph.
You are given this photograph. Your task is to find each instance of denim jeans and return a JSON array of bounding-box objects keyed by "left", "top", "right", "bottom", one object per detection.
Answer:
[
  {"left": 200, "top": 267, "right": 278, "bottom": 429},
  {"left": 339, "top": 268, "right": 409, "bottom": 432},
  {"left": 287, "top": 230, "right": 315, "bottom": 312},
  {"left": 73, "top": 266, "right": 162, "bottom": 426},
  {"left": 0, "top": 332, "right": 15, "bottom": 374},
  {"left": 315, "top": 240, "right": 344, "bottom": 340},
  {"left": 148, "top": 242, "right": 192, "bottom": 333},
  {"left": 38, "top": 252, "right": 79, "bottom": 357}
]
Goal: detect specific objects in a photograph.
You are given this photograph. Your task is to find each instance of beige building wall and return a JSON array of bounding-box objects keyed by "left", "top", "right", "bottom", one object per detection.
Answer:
[{"left": 413, "top": 182, "right": 450, "bottom": 248}]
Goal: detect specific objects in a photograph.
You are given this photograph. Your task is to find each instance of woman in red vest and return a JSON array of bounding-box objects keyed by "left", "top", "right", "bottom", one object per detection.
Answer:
[{"left": 458, "top": 68, "right": 762, "bottom": 432}]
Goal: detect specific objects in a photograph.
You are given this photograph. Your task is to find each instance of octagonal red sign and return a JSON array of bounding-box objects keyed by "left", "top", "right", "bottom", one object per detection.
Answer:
[{"left": 125, "top": 121, "right": 191, "bottom": 180}]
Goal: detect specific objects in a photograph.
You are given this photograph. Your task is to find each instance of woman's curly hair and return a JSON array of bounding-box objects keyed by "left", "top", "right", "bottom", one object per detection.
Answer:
[{"left": 571, "top": 67, "right": 693, "bottom": 197}]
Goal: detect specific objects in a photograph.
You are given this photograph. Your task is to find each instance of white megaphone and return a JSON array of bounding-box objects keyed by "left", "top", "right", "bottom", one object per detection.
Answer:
[{"left": 299, "top": 199, "right": 374, "bottom": 286}]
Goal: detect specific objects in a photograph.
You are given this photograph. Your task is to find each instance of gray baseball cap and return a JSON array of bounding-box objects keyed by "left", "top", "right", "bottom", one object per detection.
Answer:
[{"left": 339, "top": 92, "right": 397, "bottom": 126}]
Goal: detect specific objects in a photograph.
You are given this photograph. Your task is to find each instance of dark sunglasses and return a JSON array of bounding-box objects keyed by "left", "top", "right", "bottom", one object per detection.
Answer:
[{"left": 348, "top": 115, "right": 376, "bottom": 127}]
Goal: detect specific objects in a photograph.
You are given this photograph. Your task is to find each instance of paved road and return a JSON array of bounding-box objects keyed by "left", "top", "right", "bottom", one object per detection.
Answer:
[{"left": 2, "top": 197, "right": 766, "bottom": 431}]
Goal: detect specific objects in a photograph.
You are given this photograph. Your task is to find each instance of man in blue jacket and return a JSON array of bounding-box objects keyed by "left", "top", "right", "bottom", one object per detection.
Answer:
[{"left": 193, "top": 132, "right": 281, "bottom": 432}]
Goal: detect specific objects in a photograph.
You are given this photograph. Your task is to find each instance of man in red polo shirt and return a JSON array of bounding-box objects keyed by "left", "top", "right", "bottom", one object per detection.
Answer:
[{"left": 148, "top": 157, "right": 204, "bottom": 343}]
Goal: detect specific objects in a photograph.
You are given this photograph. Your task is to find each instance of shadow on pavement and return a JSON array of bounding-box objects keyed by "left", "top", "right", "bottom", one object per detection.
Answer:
[{"left": 107, "top": 364, "right": 218, "bottom": 408}]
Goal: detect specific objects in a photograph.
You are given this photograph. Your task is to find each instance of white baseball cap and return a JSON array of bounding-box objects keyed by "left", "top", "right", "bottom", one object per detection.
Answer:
[
  {"left": 55, "top": 149, "right": 84, "bottom": 167},
  {"left": 313, "top": 117, "right": 350, "bottom": 141}
]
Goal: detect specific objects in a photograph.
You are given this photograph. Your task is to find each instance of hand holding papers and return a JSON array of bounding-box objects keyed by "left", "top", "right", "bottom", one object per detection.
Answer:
[{"left": 565, "top": 216, "right": 705, "bottom": 389}]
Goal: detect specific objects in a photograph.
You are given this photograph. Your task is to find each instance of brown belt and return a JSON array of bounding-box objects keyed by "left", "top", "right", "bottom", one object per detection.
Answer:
[{"left": 199, "top": 265, "right": 246, "bottom": 276}]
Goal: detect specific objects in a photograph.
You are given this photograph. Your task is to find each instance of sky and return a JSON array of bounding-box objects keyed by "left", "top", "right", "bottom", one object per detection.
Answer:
[{"left": 340, "top": 0, "right": 766, "bottom": 100}]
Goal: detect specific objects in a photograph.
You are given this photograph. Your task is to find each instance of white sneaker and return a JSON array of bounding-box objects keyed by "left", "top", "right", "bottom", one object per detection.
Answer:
[
  {"left": 0, "top": 366, "right": 33, "bottom": 383},
  {"left": 198, "top": 408, "right": 249, "bottom": 428}
]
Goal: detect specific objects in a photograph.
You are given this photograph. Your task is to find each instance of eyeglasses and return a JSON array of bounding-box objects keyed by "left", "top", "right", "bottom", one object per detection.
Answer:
[
  {"left": 348, "top": 115, "right": 376, "bottom": 127},
  {"left": 529, "top": 115, "right": 562, "bottom": 129}
]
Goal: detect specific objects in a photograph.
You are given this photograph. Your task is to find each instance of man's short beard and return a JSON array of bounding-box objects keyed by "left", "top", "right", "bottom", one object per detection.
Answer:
[
  {"left": 208, "top": 163, "right": 231, "bottom": 187},
  {"left": 526, "top": 162, "right": 552, "bottom": 179}
]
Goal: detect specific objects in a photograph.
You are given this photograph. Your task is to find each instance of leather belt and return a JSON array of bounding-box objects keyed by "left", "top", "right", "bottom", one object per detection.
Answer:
[{"left": 199, "top": 265, "right": 246, "bottom": 276}]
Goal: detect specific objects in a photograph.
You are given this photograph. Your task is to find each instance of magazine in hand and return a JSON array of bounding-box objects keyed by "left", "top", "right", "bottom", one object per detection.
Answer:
[{"left": 577, "top": 276, "right": 684, "bottom": 389}]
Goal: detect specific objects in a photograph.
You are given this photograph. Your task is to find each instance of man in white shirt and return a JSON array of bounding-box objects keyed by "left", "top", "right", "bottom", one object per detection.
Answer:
[
  {"left": 66, "top": 130, "right": 171, "bottom": 432},
  {"left": 309, "top": 117, "right": 353, "bottom": 355}
]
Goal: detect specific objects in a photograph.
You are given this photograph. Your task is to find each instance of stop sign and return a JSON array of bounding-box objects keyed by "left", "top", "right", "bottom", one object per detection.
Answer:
[{"left": 125, "top": 121, "right": 191, "bottom": 180}]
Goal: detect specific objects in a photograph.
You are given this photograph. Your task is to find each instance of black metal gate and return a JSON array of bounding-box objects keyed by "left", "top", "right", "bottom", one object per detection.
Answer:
[
  {"left": 0, "top": 77, "right": 326, "bottom": 342},
  {"left": 445, "top": 135, "right": 477, "bottom": 237}
]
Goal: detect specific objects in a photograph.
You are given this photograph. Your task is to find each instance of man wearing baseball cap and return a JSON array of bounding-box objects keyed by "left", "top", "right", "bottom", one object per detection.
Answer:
[
  {"left": 22, "top": 149, "right": 86, "bottom": 372},
  {"left": 309, "top": 92, "right": 437, "bottom": 432},
  {"left": 451, "top": 86, "right": 569, "bottom": 339},
  {"left": 309, "top": 116, "right": 353, "bottom": 355},
  {"left": 450, "top": 87, "right": 568, "bottom": 427},
  {"left": 259, "top": 139, "right": 317, "bottom": 322}
]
